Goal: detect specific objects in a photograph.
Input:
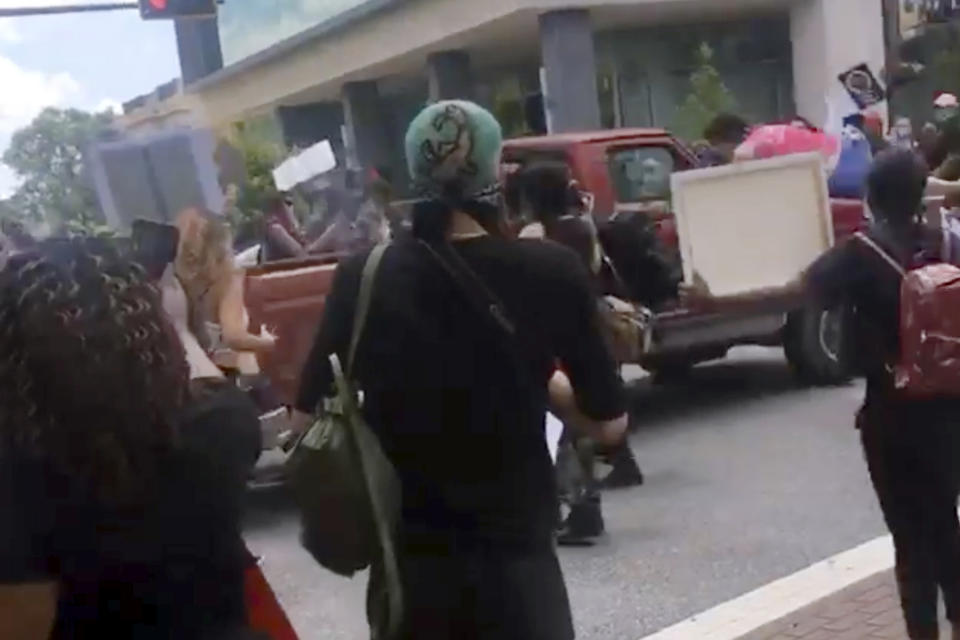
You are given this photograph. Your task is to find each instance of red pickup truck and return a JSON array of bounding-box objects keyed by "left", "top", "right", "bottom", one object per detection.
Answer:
[
  {"left": 246, "top": 128, "right": 865, "bottom": 405},
  {"left": 503, "top": 129, "right": 865, "bottom": 384}
]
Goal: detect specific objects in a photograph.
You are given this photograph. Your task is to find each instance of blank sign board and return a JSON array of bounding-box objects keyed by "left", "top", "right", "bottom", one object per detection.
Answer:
[{"left": 671, "top": 152, "right": 833, "bottom": 297}]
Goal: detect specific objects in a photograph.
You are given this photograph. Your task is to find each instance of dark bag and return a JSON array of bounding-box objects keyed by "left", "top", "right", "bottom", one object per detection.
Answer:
[
  {"left": 285, "top": 244, "right": 403, "bottom": 637},
  {"left": 596, "top": 211, "right": 681, "bottom": 308}
]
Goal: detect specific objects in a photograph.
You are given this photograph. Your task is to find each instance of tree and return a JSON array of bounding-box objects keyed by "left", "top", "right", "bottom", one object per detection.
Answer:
[
  {"left": 220, "top": 121, "right": 284, "bottom": 247},
  {"left": 672, "top": 43, "right": 739, "bottom": 142},
  {"left": 932, "top": 45, "right": 960, "bottom": 98},
  {"left": 2, "top": 107, "right": 113, "bottom": 234},
  {"left": 0, "top": 192, "right": 35, "bottom": 229}
]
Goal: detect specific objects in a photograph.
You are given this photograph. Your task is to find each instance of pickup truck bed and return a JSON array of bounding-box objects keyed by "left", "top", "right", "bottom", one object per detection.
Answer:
[
  {"left": 245, "top": 130, "right": 869, "bottom": 402},
  {"left": 245, "top": 255, "right": 340, "bottom": 405}
]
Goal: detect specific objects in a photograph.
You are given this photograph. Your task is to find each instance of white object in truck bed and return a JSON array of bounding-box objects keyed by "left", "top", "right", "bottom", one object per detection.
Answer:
[{"left": 671, "top": 152, "right": 833, "bottom": 298}]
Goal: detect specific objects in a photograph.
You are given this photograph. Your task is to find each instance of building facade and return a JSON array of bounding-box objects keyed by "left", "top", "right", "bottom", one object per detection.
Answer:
[{"left": 149, "top": 0, "right": 886, "bottom": 178}]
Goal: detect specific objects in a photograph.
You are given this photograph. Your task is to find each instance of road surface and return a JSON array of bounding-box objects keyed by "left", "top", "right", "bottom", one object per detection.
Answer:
[{"left": 243, "top": 347, "right": 886, "bottom": 640}]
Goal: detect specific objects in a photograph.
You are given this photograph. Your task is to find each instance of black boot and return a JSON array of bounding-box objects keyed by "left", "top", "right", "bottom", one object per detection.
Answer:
[
  {"left": 601, "top": 443, "right": 644, "bottom": 489},
  {"left": 557, "top": 499, "right": 605, "bottom": 547}
]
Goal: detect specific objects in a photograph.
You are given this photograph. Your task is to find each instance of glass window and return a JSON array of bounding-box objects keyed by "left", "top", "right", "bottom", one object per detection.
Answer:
[
  {"left": 219, "top": 0, "right": 370, "bottom": 65},
  {"left": 608, "top": 147, "right": 674, "bottom": 202}
]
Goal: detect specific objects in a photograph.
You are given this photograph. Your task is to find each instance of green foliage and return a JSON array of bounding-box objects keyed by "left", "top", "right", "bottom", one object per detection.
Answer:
[
  {"left": 672, "top": 43, "right": 739, "bottom": 142},
  {"left": 932, "top": 46, "right": 960, "bottom": 98},
  {"left": 0, "top": 193, "right": 35, "bottom": 229},
  {"left": 61, "top": 219, "right": 117, "bottom": 239},
  {"left": 222, "top": 122, "right": 284, "bottom": 246},
  {"left": 494, "top": 98, "right": 526, "bottom": 138},
  {"left": 2, "top": 107, "right": 112, "bottom": 234}
]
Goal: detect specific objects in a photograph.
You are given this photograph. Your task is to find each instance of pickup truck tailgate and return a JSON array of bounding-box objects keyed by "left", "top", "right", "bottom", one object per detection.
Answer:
[{"left": 245, "top": 260, "right": 339, "bottom": 406}]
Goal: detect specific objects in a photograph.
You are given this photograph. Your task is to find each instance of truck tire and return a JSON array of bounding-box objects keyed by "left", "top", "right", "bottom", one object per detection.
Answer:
[{"left": 784, "top": 304, "right": 851, "bottom": 386}]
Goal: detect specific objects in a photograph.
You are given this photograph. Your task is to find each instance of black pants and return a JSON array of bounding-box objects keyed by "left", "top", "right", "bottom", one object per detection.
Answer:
[
  {"left": 371, "top": 541, "right": 574, "bottom": 640},
  {"left": 860, "top": 399, "right": 960, "bottom": 639}
]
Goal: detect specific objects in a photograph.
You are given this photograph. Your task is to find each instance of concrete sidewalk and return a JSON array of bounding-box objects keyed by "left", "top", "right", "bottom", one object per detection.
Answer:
[{"left": 737, "top": 569, "right": 942, "bottom": 640}]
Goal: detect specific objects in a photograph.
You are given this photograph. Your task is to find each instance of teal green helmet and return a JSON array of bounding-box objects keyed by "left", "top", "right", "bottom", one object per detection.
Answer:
[{"left": 404, "top": 100, "right": 503, "bottom": 200}]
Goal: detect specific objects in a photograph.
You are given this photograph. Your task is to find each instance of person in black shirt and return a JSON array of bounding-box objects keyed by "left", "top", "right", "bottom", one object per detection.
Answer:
[
  {"left": 510, "top": 160, "right": 646, "bottom": 544},
  {"left": 0, "top": 238, "right": 259, "bottom": 640},
  {"left": 685, "top": 149, "right": 960, "bottom": 640},
  {"left": 295, "top": 100, "right": 627, "bottom": 639}
]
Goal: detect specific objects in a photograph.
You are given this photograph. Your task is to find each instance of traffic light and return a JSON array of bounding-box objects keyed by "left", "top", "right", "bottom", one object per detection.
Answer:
[{"left": 139, "top": 0, "right": 217, "bottom": 20}]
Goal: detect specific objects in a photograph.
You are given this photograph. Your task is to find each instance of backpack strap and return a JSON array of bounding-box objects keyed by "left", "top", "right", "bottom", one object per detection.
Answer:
[
  {"left": 853, "top": 232, "right": 907, "bottom": 277},
  {"left": 417, "top": 239, "right": 539, "bottom": 396},
  {"left": 346, "top": 243, "right": 389, "bottom": 376},
  {"left": 417, "top": 239, "right": 517, "bottom": 338},
  {"left": 336, "top": 242, "right": 401, "bottom": 637}
]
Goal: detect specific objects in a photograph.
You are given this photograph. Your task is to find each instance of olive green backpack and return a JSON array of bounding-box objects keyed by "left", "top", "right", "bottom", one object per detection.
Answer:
[{"left": 286, "top": 244, "right": 402, "bottom": 639}]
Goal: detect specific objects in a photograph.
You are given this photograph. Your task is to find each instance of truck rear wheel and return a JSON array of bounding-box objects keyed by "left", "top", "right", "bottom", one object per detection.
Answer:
[{"left": 784, "top": 305, "right": 851, "bottom": 386}]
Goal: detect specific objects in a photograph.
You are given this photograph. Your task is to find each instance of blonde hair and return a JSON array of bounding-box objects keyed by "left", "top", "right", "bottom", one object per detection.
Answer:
[{"left": 174, "top": 207, "right": 234, "bottom": 321}]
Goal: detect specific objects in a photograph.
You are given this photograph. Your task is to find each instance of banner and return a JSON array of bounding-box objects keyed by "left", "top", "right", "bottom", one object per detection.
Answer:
[
  {"left": 272, "top": 139, "right": 337, "bottom": 192},
  {"left": 838, "top": 64, "right": 887, "bottom": 110}
]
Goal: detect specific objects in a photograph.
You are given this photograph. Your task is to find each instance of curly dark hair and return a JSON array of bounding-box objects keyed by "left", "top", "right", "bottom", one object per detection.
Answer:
[{"left": 0, "top": 237, "right": 190, "bottom": 504}]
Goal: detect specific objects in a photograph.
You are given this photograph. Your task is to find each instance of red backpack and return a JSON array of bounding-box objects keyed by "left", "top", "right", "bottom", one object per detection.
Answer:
[{"left": 855, "top": 231, "right": 960, "bottom": 398}]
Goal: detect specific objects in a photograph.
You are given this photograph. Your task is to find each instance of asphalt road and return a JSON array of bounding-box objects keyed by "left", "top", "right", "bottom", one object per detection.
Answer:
[{"left": 242, "top": 347, "right": 887, "bottom": 640}]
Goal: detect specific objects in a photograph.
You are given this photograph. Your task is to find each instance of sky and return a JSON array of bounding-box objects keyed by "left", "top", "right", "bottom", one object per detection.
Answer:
[{"left": 0, "top": 0, "right": 180, "bottom": 197}]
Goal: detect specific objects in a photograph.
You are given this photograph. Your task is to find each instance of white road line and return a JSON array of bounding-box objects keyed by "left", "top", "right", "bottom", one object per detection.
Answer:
[{"left": 638, "top": 534, "right": 895, "bottom": 640}]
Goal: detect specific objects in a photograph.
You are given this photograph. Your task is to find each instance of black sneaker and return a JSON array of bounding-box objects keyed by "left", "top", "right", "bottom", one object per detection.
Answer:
[
  {"left": 557, "top": 501, "right": 605, "bottom": 547},
  {"left": 600, "top": 446, "right": 645, "bottom": 489}
]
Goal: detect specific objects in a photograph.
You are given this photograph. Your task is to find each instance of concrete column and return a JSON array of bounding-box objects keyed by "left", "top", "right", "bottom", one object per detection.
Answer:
[
  {"left": 427, "top": 50, "right": 474, "bottom": 101},
  {"left": 539, "top": 9, "right": 601, "bottom": 133},
  {"left": 342, "top": 81, "right": 393, "bottom": 172},
  {"left": 276, "top": 102, "right": 345, "bottom": 157},
  {"left": 790, "top": 0, "right": 887, "bottom": 128},
  {"left": 175, "top": 16, "right": 223, "bottom": 85}
]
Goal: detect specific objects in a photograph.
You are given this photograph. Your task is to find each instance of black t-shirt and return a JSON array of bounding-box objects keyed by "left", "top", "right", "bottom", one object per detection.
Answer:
[
  {"left": 543, "top": 215, "right": 598, "bottom": 278},
  {"left": 296, "top": 235, "right": 625, "bottom": 549},
  {"left": 597, "top": 212, "right": 680, "bottom": 308},
  {"left": 804, "top": 225, "right": 942, "bottom": 405},
  {"left": 0, "top": 385, "right": 259, "bottom": 639}
]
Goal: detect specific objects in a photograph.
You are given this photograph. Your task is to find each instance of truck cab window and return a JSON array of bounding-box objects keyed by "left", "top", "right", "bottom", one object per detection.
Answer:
[{"left": 609, "top": 148, "right": 674, "bottom": 202}]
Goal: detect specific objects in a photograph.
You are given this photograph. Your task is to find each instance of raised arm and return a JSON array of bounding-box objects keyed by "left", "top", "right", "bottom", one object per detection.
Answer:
[
  {"left": 218, "top": 272, "right": 276, "bottom": 354},
  {"left": 306, "top": 218, "right": 350, "bottom": 255},
  {"left": 679, "top": 272, "right": 805, "bottom": 314},
  {"left": 266, "top": 223, "right": 307, "bottom": 260},
  {"left": 926, "top": 175, "right": 960, "bottom": 199},
  {"left": 680, "top": 238, "right": 863, "bottom": 313}
]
